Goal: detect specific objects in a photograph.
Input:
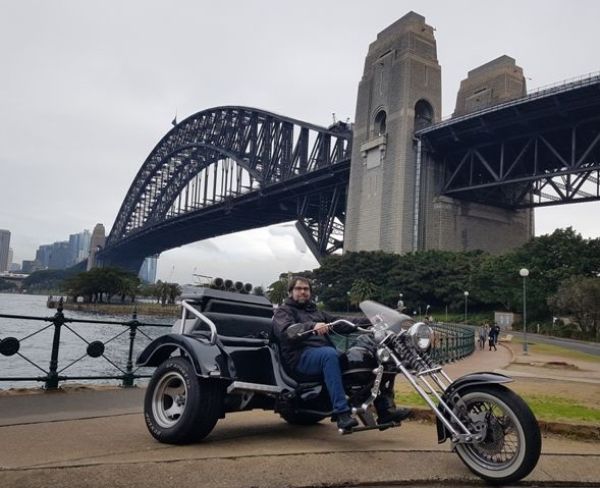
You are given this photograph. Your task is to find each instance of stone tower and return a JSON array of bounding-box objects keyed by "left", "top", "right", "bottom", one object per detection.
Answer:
[
  {"left": 345, "top": 12, "right": 441, "bottom": 253},
  {"left": 87, "top": 223, "right": 106, "bottom": 270},
  {"left": 420, "top": 56, "right": 533, "bottom": 253}
]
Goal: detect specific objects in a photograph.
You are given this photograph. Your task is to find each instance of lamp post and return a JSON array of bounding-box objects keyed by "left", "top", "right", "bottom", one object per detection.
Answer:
[
  {"left": 520, "top": 268, "right": 529, "bottom": 355},
  {"left": 463, "top": 291, "right": 469, "bottom": 323}
]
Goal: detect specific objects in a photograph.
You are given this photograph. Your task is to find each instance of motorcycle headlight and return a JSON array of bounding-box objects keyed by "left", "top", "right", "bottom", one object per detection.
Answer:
[{"left": 407, "top": 322, "right": 433, "bottom": 351}]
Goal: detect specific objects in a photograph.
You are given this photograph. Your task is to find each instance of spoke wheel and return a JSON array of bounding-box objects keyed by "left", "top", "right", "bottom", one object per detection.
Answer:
[
  {"left": 454, "top": 385, "right": 541, "bottom": 485},
  {"left": 144, "top": 357, "right": 222, "bottom": 444}
]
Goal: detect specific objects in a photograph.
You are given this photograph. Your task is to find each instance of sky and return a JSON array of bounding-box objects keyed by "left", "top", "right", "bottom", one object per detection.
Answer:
[{"left": 1, "top": 0, "right": 599, "bottom": 288}]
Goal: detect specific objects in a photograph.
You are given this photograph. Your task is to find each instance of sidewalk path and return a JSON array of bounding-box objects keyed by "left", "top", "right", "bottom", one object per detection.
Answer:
[{"left": 1, "top": 343, "right": 599, "bottom": 487}]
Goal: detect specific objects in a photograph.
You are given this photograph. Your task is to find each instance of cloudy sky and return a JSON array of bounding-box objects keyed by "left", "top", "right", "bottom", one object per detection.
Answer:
[{"left": 1, "top": 0, "right": 599, "bottom": 287}]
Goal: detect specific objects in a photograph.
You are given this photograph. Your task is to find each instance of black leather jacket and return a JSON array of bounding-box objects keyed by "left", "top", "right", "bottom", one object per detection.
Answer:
[{"left": 272, "top": 298, "right": 360, "bottom": 371}]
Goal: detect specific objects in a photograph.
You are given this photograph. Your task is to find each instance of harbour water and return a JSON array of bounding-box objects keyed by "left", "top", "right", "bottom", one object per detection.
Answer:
[{"left": 0, "top": 293, "right": 172, "bottom": 390}]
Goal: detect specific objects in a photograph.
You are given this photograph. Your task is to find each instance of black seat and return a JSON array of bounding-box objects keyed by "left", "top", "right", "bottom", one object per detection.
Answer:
[
  {"left": 268, "top": 341, "right": 322, "bottom": 386},
  {"left": 195, "top": 312, "right": 273, "bottom": 339}
]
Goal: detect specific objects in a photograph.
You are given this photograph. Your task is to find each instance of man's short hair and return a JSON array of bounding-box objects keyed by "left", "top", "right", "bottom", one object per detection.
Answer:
[{"left": 288, "top": 276, "right": 312, "bottom": 293}]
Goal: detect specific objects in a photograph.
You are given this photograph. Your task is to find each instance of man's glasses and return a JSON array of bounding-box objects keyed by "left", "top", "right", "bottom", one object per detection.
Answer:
[{"left": 293, "top": 286, "right": 310, "bottom": 291}]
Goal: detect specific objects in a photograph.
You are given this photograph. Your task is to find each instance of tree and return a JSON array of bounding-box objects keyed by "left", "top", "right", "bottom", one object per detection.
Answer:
[
  {"left": 61, "top": 268, "right": 141, "bottom": 304},
  {"left": 349, "top": 279, "right": 377, "bottom": 306},
  {"left": 267, "top": 279, "right": 288, "bottom": 305},
  {"left": 548, "top": 276, "right": 600, "bottom": 340}
]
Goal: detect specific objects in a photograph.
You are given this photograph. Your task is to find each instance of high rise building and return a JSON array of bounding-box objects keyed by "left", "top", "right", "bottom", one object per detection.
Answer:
[
  {"left": 68, "top": 229, "right": 91, "bottom": 265},
  {"left": 35, "top": 244, "right": 53, "bottom": 268},
  {"left": 138, "top": 255, "right": 158, "bottom": 283},
  {"left": 87, "top": 223, "right": 106, "bottom": 270},
  {"left": 0, "top": 229, "right": 11, "bottom": 272}
]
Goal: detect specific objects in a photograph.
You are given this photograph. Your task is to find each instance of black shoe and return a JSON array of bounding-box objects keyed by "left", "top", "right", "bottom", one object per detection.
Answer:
[
  {"left": 336, "top": 411, "right": 358, "bottom": 431},
  {"left": 377, "top": 407, "right": 412, "bottom": 424}
]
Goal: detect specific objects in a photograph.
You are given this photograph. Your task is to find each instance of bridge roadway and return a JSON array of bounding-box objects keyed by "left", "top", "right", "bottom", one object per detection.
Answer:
[{"left": 1, "top": 345, "right": 599, "bottom": 488}]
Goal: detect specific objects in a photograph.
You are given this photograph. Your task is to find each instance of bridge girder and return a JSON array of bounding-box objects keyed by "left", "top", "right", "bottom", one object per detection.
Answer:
[
  {"left": 418, "top": 75, "right": 600, "bottom": 209},
  {"left": 100, "top": 107, "right": 351, "bottom": 269}
]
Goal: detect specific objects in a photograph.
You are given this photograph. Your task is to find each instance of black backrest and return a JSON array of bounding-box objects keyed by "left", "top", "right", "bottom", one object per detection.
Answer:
[
  {"left": 181, "top": 289, "right": 273, "bottom": 318},
  {"left": 198, "top": 312, "right": 273, "bottom": 339}
]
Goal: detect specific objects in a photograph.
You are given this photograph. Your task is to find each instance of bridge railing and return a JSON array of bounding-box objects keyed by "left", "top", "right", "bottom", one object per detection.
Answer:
[
  {"left": 331, "top": 322, "right": 475, "bottom": 364},
  {"left": 420, "top": 70, "right": 600, "bottom": 133},
  {"left": 429, "top": 322, "right": 475, "bottom": 364},
  {"left": 0, "top": 299, "right": 171, "bottom": 389}
]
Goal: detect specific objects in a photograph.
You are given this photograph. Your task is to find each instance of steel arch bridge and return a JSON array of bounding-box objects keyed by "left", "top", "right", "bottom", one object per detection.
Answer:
[{"left": 98, "top": 106, "right": 352, "bottom": 272}]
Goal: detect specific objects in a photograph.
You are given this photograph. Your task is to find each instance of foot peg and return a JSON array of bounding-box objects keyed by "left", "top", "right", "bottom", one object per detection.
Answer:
[{"left": 339, "top": 421, "right": 399, "bottom": 435}]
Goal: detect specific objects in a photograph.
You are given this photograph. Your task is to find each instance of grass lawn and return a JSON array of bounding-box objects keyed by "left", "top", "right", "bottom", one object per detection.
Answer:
[
  {"left": 511, "top": 338, "right": 600, "bottom": 363},
  {"left": 395, "top": 387, "right": 600, "bottom": 425}
]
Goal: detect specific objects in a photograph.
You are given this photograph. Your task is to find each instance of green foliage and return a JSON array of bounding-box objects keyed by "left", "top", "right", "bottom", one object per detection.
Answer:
[
  {"left": 24, "top": 269, "right": 76, "bottom": 292},
  {"left": 61, "top": 267, "right": 141, "bottom": 304},
  {"left": 140, "top": 280, "right": 182, "bottom": 306},
  {"left": 349, "top": 278, "right": 377, "bottom": 306},
  {"left": 267, "top": 278, "right": 287, "bottom": 305},
  {"left": 548, "top": 276, "right": 600, "bottom": 341},
  {"left": 293, "top": 227, "right": 600, "bottom": 327}
]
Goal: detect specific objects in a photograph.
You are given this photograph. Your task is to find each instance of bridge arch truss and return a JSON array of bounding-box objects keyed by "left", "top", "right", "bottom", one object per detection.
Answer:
[{"left": 103, "top": 107, "right": 352, "bottom": 269}]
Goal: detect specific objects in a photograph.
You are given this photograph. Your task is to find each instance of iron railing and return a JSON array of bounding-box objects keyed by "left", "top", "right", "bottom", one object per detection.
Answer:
[
  {"left": 331, "top": 322, "right": 475, "bottom": 364},
  {"left": 429, "top": 322, "right": 475, "bottom": 363},
  {"left": 1, "top": 302, "right": 476, "bottom": 390},
  {"left": 0, "top": 299, "right": 171, "bottom": 389}
]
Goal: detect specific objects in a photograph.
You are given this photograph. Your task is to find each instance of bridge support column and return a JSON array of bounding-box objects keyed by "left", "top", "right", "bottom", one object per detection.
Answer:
[{"left": 345, "top": 12, "right": 441, "bottom": 253}]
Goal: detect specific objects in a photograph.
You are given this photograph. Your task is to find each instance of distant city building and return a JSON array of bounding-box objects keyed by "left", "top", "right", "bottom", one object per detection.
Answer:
[
  {"left": 68, "top": 229, "right": 91, "bottom": 265},
  {"left": 35, "top": 241, "right": 71, "bottom": 269},
  {"left": 8, "top": 247, "right": 13, "bottom": 270},
  {"left": 87, "top": 223, "right": 106, "bottom": 270},
  {"left": 48, "top": 241, "right": 71, "bottom": 269},
  {"left": 9, "top": 262, "right": 21, "bottom": 272},
  {"left": 0, "top": 229, "right": 11, "bottom": 272},
  {"left": 35, "top": 244, "right": 53, "bottom": 268},
  {"left": 22, "top": 260, "right": 43, "bottom": 274},
  {"left": 138, "top": 255, "right": 158, "bottom": 283}
]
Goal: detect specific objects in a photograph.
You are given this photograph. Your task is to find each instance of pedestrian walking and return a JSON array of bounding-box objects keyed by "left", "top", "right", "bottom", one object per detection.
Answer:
[
  {"left": 488, "top": 323, "right": 500, "bottom": 351},
  {"left": 478, "top": 325, "right": 487, "bottom": 350}
]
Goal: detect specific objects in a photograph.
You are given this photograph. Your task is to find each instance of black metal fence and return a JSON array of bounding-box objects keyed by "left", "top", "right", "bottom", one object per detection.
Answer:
[
  {"left": 0, "top": 299, "right": 171, "bottom": 389},
  {"left": 1, "top": 302, "right": 476, "bottom": 390},
  {"left": 429, "top": 322, "right": 475, "bottom": 363}
]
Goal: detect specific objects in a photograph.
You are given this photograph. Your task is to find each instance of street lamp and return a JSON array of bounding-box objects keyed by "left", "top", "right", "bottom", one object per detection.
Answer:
[
  {"left": 520, "top": 268, "right": 529, "bottom": 355},
  {"left": 463, "top": 291, "right": 469, "bottom": 323}
]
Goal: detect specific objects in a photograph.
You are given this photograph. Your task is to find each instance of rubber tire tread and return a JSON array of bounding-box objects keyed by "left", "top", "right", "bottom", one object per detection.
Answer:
[
  {"left": 454, "top": 384, "right": 541, "bottom": 485},
  {"left": 144, "top": 357, "right": 221, "bottom": 444}
]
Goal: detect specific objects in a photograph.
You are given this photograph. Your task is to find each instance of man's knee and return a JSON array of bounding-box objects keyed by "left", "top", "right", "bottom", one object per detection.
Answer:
[{"left": 318, "top": 347, "right": 339, "bottom": 364}]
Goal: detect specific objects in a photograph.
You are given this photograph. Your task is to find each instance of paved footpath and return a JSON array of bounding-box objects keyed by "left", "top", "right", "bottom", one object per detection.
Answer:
[{"left": 1, "top": 345, "right": 599, "bottom": 488}]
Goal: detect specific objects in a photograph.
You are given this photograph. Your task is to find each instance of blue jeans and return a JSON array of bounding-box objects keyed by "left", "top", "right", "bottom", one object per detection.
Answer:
[{"left": 296, "top": 346, "right": 349, "bottom": 414}]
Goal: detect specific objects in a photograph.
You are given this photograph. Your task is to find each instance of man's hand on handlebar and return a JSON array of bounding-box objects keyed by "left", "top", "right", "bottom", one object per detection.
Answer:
[{"left": 313, "top": 322, "right": 329, "bottom": 335}]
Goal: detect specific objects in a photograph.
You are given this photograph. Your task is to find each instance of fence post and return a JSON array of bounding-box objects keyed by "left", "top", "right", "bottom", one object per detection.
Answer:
[
  {"left": 46, "top": 297, "right": 66, "bottom": 389},
  {"left": 122, "top": 308, "right": 139, "bottom": 388}
]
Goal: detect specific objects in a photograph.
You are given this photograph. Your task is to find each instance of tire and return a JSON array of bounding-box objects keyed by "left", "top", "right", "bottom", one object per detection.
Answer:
[
  {"left": 280, "top": 411, "right": 326, "bottom": 425},
  {"left": 144, "top": 357, "right": 222, "bottom": 444},
  {"left": 453, "top": 384, "right": 541, "bottom": 485}
]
